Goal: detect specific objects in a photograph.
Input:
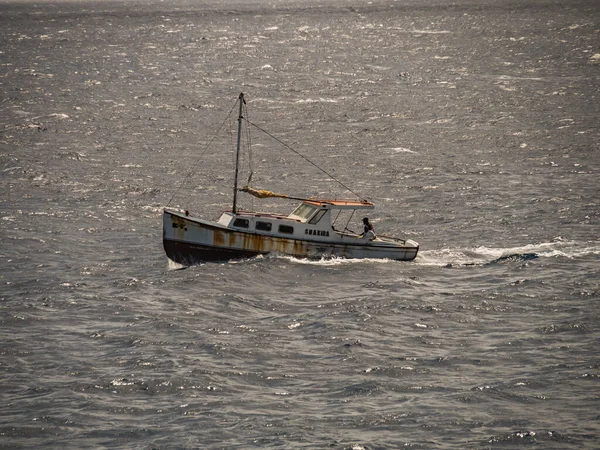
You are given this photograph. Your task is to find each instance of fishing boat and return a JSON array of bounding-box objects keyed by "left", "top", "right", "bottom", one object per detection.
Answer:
[{"left": 163, "top": 93, "right": 419, "bottom": 264}]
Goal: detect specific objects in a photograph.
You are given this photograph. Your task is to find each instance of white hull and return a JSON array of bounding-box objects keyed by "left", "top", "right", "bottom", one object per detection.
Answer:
[{"left": 163, "top": 210, "right": 419, "bottom": 264}]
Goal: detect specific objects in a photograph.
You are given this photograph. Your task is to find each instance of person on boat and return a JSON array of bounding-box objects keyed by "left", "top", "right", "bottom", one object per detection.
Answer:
[{"left": 361, "top": 217, "right": 376, "bottom": 241}]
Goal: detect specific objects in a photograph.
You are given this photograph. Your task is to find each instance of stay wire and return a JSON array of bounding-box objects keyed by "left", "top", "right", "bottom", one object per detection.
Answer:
[
  {"left": 245, "top": 119, "right": 367, "bottom": 201},
  {"left": 243, "top": 102, "right": 255, "bottom": 211},
  {"left": 166, "top": 97, "right": 239, "bottom": 207}
]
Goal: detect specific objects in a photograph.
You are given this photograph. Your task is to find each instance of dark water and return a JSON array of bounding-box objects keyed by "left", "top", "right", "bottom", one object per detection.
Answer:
[{"left": 1, "top": 0, "right": 599, "bottom": 448}]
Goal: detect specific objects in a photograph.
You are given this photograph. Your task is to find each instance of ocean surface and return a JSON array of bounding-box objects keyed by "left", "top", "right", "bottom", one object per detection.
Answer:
[{"left": 1, "top": 0, "right": 599, "bottom": 448}]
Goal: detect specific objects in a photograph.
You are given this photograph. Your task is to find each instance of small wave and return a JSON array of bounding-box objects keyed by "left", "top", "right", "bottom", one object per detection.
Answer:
[
  {"left": 295, "top": 98, "right": 338, "bottom": 104},
  {"left": 489, "top": 253, "right": 539, "bottom": 264},
  {"left": 384, "top": 147, "right": 416, "bottom": 153},
  {"left": 417, "top": 239, "right": 598, "bottom": 267},
  {"left": 388, "top": 27, "right": 452, "bottom": 34}
]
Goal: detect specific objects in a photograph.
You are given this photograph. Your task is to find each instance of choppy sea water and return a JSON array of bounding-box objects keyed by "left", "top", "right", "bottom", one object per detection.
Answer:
[{"left": 1, "top": 0, "right": 599, "bottom": 448}]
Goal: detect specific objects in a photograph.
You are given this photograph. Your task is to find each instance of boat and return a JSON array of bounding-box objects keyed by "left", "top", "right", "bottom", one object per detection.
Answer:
[{"left": 162, "top": 93, "right": 419, "bottom": 264}]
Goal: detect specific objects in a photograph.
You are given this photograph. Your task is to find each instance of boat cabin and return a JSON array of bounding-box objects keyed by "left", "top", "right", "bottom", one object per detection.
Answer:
[{"left": 217, "top": 199, "right": 374, "bottom": 241}]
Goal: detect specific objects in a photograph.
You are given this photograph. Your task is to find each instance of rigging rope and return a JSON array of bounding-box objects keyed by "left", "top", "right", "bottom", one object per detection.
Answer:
[
  {"left": 166, "top": 98, "right": 239, "bottom": 207},
  {"left": 245, "top": 119, "right": 367, "bottom": 202},
  {"left": 243, "top": 101, "right": 254, "bottom": 185},
  {"left": 167, "top": 95, "right": 368, "bottom": 208}
]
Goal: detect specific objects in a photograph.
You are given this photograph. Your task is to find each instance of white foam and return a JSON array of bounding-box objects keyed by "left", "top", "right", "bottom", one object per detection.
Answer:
[
  {"left": 276, "top": 254, "right": 391, "bottom": 266},
  {"left": 167, "top": 259, "right": 187, "bottom": 271}
]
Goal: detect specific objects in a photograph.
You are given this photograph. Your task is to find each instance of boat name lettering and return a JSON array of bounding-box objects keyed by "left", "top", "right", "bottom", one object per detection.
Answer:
[{"left": 305, "top": 229, "right": 329, "bottom": 237}]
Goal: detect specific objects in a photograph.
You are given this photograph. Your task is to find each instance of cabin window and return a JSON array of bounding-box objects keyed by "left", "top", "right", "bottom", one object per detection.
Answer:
[
  {"left": 256, "top": 221, "right": 272, "bottom": 231},
  {"left": 278, "top": 225, "right": 294, "bottom": 234},
  {"left": 291, "top": 203, "right": 317, "bottom": 221},
  {"left": 233, "top": 218, "right": 249, "bottom": 228},
  {"left": 308, "top": 209, "right": 327, "bottom": 225}
]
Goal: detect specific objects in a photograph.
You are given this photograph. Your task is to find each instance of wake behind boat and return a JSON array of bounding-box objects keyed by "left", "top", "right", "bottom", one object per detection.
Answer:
[{"left": 163, "top": 93, "right": 419, "bottom": 264}]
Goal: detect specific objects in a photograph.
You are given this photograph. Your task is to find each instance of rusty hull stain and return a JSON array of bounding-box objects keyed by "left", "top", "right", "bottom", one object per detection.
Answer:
[
  {"left": 172, "top": 218, "right": 187, "bottom": 240},
  {"left": 213, "top": 230, "right": 226, "bottom": 247},
  {"left": 210, "top": 230, "right": 310, "bottom": 257}
]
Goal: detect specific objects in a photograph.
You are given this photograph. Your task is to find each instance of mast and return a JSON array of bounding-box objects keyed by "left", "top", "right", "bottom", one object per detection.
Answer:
[{"left": 232, "top": 92, "right": 245, "bottom": 214}]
